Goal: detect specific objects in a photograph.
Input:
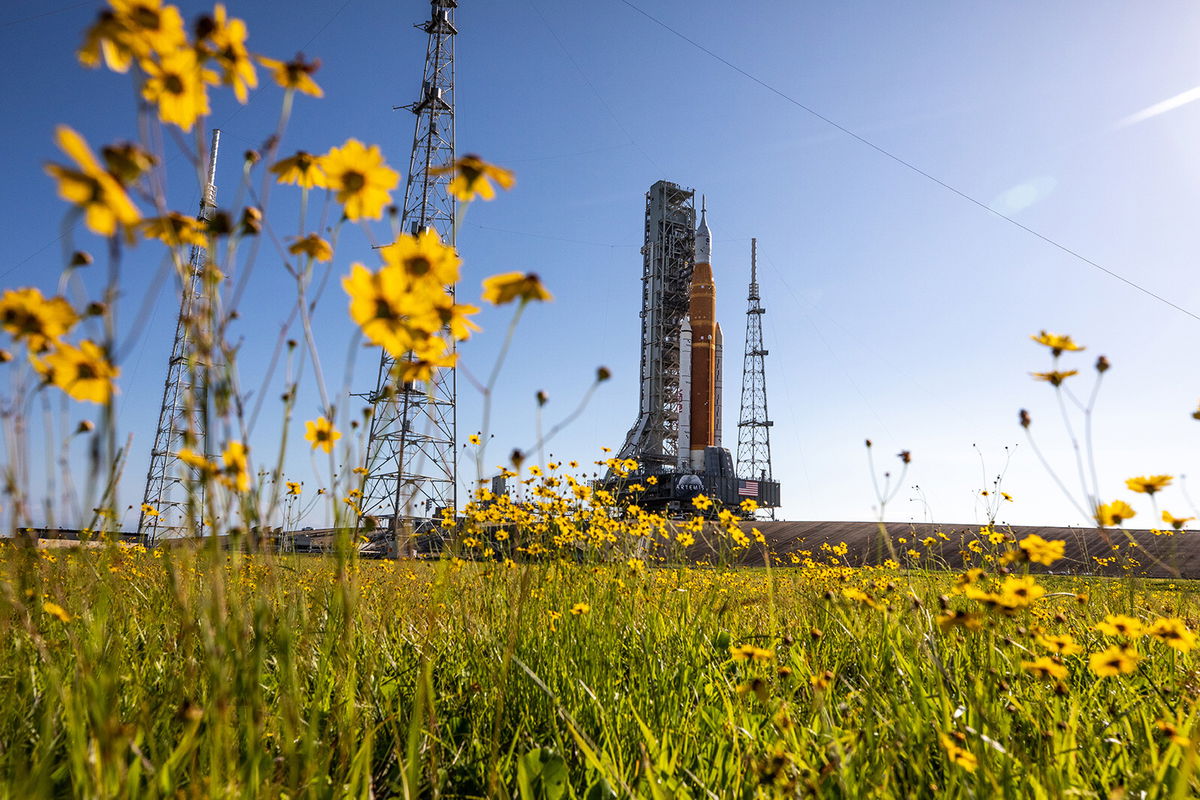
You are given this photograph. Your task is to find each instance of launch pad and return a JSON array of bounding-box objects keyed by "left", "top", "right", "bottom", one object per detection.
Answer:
[{"left": 605, "top": 181, "right": 781, "bottom": 516}]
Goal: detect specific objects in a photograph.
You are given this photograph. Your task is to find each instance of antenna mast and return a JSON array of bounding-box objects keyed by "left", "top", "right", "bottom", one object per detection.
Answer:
[
  {"left": 358, "top": 0, "right": 458, "bottom": 549},
  {"left": 736, "top": 237, "right": 775, "bottom": 518},
  {"left": 140, "top": 129, "right": 221, "bottom": 542}
]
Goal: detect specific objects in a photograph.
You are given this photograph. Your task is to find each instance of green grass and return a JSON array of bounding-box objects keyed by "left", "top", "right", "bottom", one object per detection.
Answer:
[{"left": 3, "top": 542, "right": 1200, "bottom": 798}]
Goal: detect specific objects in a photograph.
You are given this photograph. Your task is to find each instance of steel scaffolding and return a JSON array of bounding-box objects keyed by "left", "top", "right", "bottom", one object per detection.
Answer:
[
  {"left": 358, "top": 0, "right": 458, "bottom": 547},
  {"left": 618, "top": 180, "right": 695, "bottom": 469},
  {"left": 139, "top": 130, "right": 221, "bottom": 542}
]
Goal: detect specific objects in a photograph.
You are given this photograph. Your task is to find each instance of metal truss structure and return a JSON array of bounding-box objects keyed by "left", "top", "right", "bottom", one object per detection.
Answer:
[
  {"left": 618, "top": 181, "right": 696, "bottom": 469},
  {"left": 736, "top": 238, "right": 775, "bottom": 512},
  {"left": 139, "top": 130, "right": 221, "bottom": 543},
  {"left": 359, "top": 0, "right": 458, "bottom": 541}
]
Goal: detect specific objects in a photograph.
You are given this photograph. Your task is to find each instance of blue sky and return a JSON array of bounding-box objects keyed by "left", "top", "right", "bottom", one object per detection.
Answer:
[{"left": 3, "top": 0, "right": 1200, "bottom": 529}]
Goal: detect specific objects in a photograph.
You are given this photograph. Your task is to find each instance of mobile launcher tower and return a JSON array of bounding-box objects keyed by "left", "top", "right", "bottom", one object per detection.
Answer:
[{"left": 608, "top": 180, "right": 781, "bottom": 515}]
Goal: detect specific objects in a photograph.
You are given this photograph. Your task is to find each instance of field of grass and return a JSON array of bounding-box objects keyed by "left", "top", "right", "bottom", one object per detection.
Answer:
[
  {"left": 5, "top": 1, "right": 1199, "bottom": 796},
  {"left": 3, "top": 541, "right": 1199, "bottom": 798}
]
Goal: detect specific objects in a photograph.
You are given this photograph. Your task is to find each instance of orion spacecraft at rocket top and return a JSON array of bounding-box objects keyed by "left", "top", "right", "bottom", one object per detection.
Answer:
[{"left": 613, "top": 180, "right": 780, "bottom": 514}]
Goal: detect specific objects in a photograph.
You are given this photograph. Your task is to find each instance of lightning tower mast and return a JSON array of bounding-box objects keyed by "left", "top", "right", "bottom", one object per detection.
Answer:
[
  {"left": 736, "top": 238, "right": 774, "bottom": 516},
  {"left": 139, "top": 129, "right": 221, "bottom": 543},
  {"left": 359, "top": 0, "right": 458, "bottom": 542}
]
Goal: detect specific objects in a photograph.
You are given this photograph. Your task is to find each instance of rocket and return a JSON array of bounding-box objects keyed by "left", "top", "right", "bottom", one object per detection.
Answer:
[{"left": 686, "top": 199, "right": 722, "bottom": 470}]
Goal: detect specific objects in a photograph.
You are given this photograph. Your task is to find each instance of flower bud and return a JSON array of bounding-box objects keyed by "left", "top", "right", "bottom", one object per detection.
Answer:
[{"left": 239, "top": 206, "right": 262, "bottom": 236}]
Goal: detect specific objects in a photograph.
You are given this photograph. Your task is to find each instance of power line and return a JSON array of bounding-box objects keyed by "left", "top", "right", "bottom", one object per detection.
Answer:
[
  {"left": 0, "top": 1, "right": 91, "bottom": 30},
  {"left": 527, "top": 0, "right": 662, "bottom": 171},
  {"left": 616, "top": 0, "right": 1200, "bottom": 324}
]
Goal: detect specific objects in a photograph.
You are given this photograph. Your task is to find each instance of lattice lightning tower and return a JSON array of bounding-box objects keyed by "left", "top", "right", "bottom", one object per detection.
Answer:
[
  {"left": 736, "top": 238, "right": 774, "bottom": 510},
  {"left": 140, "top": 130, "right": 221, "bottom": 543},
  {"left": 359, "top": 0, "right": 458, "bottom": 543}
]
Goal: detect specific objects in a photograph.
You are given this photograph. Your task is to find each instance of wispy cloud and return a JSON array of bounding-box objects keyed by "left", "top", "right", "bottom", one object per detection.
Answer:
[
  {"left": 989, "top": 176, "right": 1057, "bottom": 216},
  {"left": 1118, "top": 85, "right": 1200, "bottom": 127}
]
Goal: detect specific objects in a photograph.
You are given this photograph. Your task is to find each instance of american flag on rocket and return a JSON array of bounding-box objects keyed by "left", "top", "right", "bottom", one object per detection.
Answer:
[{"left": 738, "top": 480, "right": 759, "bottom": 497}]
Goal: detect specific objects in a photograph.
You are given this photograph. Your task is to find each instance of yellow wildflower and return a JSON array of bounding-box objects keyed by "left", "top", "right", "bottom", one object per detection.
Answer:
[
  {"left": 691, "top": 494, "right": 713, "bottom": 511},
  {"left": 101, "top": 142, "right": 156, "bottom": 185},
  {"left": 78, "top": 0, "right": 187, "bottom": 73},
  {"left": 393, "top": 337, "right": 456, "bottom": 383},
  {"left": 220, "top": 440, "right": 250, "bottom": 492},
  {"left": 285, "top": 481, "right": 301, "bottom": 495},
  {"left": 1032, "top": 370, "right": 1078, "bottom": 387},
  {"left": 1162, "top": 510, "right": 1194, "bottom": 530},
  {"left": 270, "top": 151, "right": 327, "bottom": 189},
  {"left": 34, "top": 340, "right": 119, "bottom": 404},
  {"left": 939, "top": 734, "right": 977, "bottom": 772},
  {"left": 431, "top": 154, "right": 515, "bottom": 201},
  {"left": 729, "top": 643, "right": 774, "bottom": 662},
  {"left": 177, "top": 447, "right": 216, "bottom": 475},
  {"left": 408, "top": 294, "right": 480, "bottom": 342},
  {"left": 45, "top": 126, "right": 141, "bottom": 237},
  {"left": 320, "top": 139, "right": 399, "bottom": 221},
  {"left": 1156, "top": 719, "right": 1192, "bottom": 747},
  {"left": 259, "top": 53, "right": 323, "bottom": 97},
  {"left": 1021, "top": 656, "right": 1068, "bottom": 680},
  {"left": 1146, "top": 618, "right": 1196, "bottom": 652},
  {"left": 140, "top": 46, "right": 218, "bottom": 132},
  {"left": 1031, "top": 331, "right": 1085, "bottom": 355},
  {"left": 43, "top": 601, "right": 72, "bottom": 623},
  {"left": 0, "top": 288, "right": 78, "bottom": 352},
  {"left": 1095, "top": 615, "right": 1144, "bottom": 638},
  {"left": 570, "top": 602, "right": 590, "bottom": 616},
  {"left": 342, "top": 262, "right": 421, "bottom": 356},
  {"left": 998, "top": 574, "right": 1044, "bottom": 607},
  {"left": 197, "top": 3, "right": 256, "bottom": 103},
  {"left": 481, "top": 272, "right": 553, "bottom": 306},
  {"left": 1036, "top": 633, "right": 1082, "bottom": 656},
  {"left": 141, "top": 212, "right": 208, "bottom": 247},
  {"left": 1125, "top": 475, "right": 1173, "bottom": 495},
  {"left": 305, "top": 417, "right": 341, "bottom": 453},
  {"left": 140, "top": 503, "right": 159, "bottom": 517},
  {"left": 1089, "top": 645, "right": 1140, "bottom": 677},
  {"left": 954, "top": 568, "right": 985, "bottom": 589},
  {"left": 1095, "top": 500, "right": 1136, "bottom": 528},
  {"left": 287, "top": 233, "right": 334, "bottom": 263},
  {"left": 1019, "top": 534, "right": 1065, "bottom": 566},
  {"left": 379, "top": 228, "right": 461, "bottom": 286},
  {"left": 936, "top": 610, "right": 983, "bottom": 632}
]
